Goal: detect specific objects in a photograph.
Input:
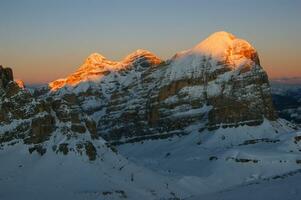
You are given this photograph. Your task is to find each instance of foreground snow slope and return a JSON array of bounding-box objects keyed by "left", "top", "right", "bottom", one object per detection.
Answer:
[
  {"left": 118, "top": 119, "right": 301, "bottom": 199},
  {"left": 188, "top": 172, "right": 301, "bottom": 200},
  {"left": 2, "top": 119, "right": 300, "bottom": 200},
  {"left": 0, "top": 139, "right": 193, "bottom": 200}
]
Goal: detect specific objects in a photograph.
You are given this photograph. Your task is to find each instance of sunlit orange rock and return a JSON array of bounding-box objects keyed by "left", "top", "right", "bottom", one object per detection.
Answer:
[
  {"left": 49, "top": 50, "right": 162, "bottom": 91},
  {"left": 15, "top": 79, "right": 25, "bottom": 88}
]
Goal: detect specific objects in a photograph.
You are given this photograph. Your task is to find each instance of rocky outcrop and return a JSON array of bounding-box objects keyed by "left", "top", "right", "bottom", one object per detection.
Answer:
[
  {"left": 27, "top": 114, "right": 56, "bottom": 144},
  {"left": 0, "top": 67, "right": 100, "bottom": 159},
  {"left": 0, "top": 65, "right": 13, "bottom": 89}
]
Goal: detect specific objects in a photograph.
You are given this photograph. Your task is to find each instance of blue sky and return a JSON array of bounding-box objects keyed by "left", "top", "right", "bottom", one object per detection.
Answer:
[{"left": 0, "top": 0, "right": 300, "bottom": 83}]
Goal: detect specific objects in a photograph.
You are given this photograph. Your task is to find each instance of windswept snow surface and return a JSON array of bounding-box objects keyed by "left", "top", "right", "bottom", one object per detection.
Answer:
[
  {"left": 0, "top": 140, "right": 192, "bottom": 200},
  {"left": 2, "top": 119, "right": 300, "bottom": 200},
  {"left": 188, "top": 172, "right": 301, "bottom": 200},
  {"left": 118, "top": 119, "right": 301, "bottom": 199}
]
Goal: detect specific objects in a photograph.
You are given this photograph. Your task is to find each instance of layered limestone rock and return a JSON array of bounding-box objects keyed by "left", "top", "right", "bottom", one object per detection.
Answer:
[
  {"left": 1, "top": 31, "right": 278, "bottom": 146},
  {"left": 0, "top": 67, "right": 99, "bottom": 159},
  {"left": 153, "top": 32, "right": 276, "bottom": 131},
  {"left": 47, "top": 32, "right": 277, "bottom": 142}
]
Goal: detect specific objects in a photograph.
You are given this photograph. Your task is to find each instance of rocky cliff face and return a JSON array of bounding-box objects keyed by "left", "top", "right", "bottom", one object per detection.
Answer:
[
  {"left": 0, "top": 66, "right": 99, "bottom": 159},
  {"left": 0, "top": 65, "right": 13, "bottom": 90},
  {"left": 47, "top": 31, "right": 277, "bottom": 142}
]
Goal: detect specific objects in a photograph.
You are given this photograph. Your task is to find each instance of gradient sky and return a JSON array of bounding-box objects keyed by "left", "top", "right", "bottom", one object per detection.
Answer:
[{"left": 1, "top": 0, "right": 300, "bottom": 84}]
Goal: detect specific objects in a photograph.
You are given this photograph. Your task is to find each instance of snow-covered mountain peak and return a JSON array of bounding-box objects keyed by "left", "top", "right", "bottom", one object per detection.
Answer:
[
  {"left": 49, "top": 53, "right": 121, "bottom": 91},
  {"left": 49, "top": 32, "right": 261, "bottom": 93},
  {"left": 83, "top": 52, "right": 108, "bottom": 65},
  {"left": 169, "top": 31, "right": 260, "bottom": 73},
  {"left": 193, "top": 31, "right": 236, "bottom": 55},
  {"left": 122, "top": 49, "right": 162, "bottom": 67},
  {"left": 192, "top": 31, "right": 259, "bottom": 67},
  {"left": 49, "top": 49, "right": 162, "bottom": 91}
]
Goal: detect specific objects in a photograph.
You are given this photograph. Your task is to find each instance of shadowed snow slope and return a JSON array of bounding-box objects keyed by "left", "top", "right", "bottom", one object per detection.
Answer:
[
  {"left": 0, "top": 139, "right": 193, "bottom": 200},
  {"left": 118, "top": 119, "right": 301, "bottom": 199}
]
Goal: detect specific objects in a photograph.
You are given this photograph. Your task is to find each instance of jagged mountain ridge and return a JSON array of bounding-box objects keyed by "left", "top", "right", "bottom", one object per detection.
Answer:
[
  {"left": 0, "top": 65, "right": 99, "bottom": 159},
  {"left": 49, "top": 49, "right": 162, "bottom": 91},
  {"left": 48, "top": 31, "right": 277, "bottom": 142},
  {"left": 271, "top": 82, "right": 301, "bottom": 125},
  {"left": 0, "top": 31, "right": 281, "bottom": 152},
  {"left": 1, "top": 31, "right": 301, "bottom": 200}
]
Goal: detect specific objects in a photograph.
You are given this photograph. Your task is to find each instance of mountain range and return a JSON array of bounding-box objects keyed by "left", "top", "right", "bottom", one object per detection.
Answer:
[
  {"left": 0, "top": 31, "right": 301, "bottom": 200},
  {"left": 271, "top": 82, "right": 301, "bottom": 125}
]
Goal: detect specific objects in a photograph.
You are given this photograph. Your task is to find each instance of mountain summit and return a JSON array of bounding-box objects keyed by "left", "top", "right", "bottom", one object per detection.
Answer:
[
  {"left": 83, "top": 53, "right": 108, "bottom": 65},
  {"left": 122, "top": 49, "right": 162, "bottom": 66},
  {"left": 170, "top": 31, "right": 259, "bottom": 78},
  {"left": 193, "top": 31, "right": 259, "bottom": 67}
]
